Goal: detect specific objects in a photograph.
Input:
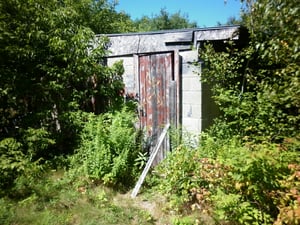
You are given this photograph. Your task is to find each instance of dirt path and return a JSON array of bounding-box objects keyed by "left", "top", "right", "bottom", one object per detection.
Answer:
[{"left": 113, "top": 191, "right": 172, "bottom": 225}]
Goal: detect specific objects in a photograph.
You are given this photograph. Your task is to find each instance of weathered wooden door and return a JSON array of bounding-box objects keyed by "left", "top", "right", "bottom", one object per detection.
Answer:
[{"left": 138, "top": 52, "right": 178, "bottom": 165}]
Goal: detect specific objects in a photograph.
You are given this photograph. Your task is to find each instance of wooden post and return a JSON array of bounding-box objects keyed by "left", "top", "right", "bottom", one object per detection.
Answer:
[
  {"left": 131, "top": 123, "right": 170, "bottom": 198},
  {"left": 174, "top": 49, "right": 181, "bottom": 128}
]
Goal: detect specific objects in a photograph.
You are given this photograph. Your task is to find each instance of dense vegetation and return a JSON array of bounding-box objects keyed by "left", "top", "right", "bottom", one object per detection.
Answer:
[
  {"left": 0, "top": 0, "right": 299, "bottom": 224},
  {"left": 0, "top": 0, "right": 127, "bottom": 194},
  {"left": 152, "top": 0, "right": 300, "bottom": 224},
  {"left": 0, "top": 0, "right": 199, "bottom": 224}
]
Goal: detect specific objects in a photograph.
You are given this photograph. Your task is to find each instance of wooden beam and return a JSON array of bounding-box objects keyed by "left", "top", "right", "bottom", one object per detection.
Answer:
[{"left": 131, "top": 123, "right": 170, "bottom": 198}]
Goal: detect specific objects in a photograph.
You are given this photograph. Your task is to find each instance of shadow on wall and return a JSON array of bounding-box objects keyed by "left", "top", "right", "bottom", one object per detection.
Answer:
[{"left": 201, "top": 82, "right": 220, "bottom": 131}]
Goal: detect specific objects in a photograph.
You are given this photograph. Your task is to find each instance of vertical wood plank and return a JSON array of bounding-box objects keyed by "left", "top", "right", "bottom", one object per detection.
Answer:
[
  {"left": 133, "top": 54, "right": 139, "bottom": 97},
  {"left": 138, "top": 52, "right": 175, "bottom": 166},
  {"left": 174, "top": 49, "right": 181, "bottom": 128}
]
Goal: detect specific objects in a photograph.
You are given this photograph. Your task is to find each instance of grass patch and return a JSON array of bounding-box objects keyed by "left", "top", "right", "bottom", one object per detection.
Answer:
[{"left": 0, "top": 170, "right": 155, "bottom": 225}]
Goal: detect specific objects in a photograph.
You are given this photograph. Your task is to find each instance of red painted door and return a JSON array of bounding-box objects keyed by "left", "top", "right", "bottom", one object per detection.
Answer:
[{"left": 139, "top": 52, "right": 175, "bottom": 162}]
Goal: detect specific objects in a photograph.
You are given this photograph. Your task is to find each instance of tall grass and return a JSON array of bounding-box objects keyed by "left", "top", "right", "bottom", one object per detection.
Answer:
[
  {"left": 0, "top": 170, "right": 155, "bottom": 225},
  {"left": 68, "top": 107, "right": 142, "bottom": 188}
]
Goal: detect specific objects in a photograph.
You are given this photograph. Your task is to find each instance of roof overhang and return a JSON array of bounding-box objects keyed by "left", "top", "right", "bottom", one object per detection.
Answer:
[{"left": 98, "top": 25, "right": 240, "bottom": 57}]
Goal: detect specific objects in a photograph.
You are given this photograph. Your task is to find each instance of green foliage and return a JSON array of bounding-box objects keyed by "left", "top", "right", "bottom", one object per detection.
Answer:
[
  {"left": 155, "top": 131, "right": 300, "bottom": 224},
  {"left": 212, "top": 189, "right": 273, "bottom": 225},
  {"left": 0, "top": 138, "right": 26, "bottom": 193},
  {"left": 0, "top": 198, "right": 13, "bottom": 224},
  {"left": 0, "top": 0, "right": 131, "bottom": 198},
  {"left": 172, "top": 216, "right": 195, "bottom": 225},
  {"left": 0, "top": 170, "right": 156, "bottom": 225},
  {"left": 192, "top": 2, "right": 300, "bottom": 221},
  {"left": 79, "top": 0, "right": 135, "bottom": 33},
  {"left": 69, "top": 107, "right": 141, "bottom": 187},
  {"left": 0, "top": 127, "right": 56, "bottom": 196},
  {"left": 0, "top": 0, "right": 126, "bottom": 164},
  {"left": 134, "top": 151, "right": 149, "bottom": 170},
  {"left": 133, "top": 8, "right": 197, "bottom": 32},
  {"left": 155, "top": 1, "right": 300, "bottom": 223},
  {"left": 199, "top": 0, "right": 300, "bottom": 142},
  {"left": 22, "top": 128, "right": 56, "bottom": 160}
]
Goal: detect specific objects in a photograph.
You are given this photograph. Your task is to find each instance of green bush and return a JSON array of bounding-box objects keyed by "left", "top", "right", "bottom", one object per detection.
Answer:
[
  {"left": 0, "top": 131, "right": 52, "bottom": 197},
  {"left": 0, "top": 138, "right": 26, "bottom": 192},
  {"left": 155, "top": 133, "right": 300, "bottom": 224},
  {"left": 69, "top": 107, "right": 142, "bottom": 187},
  {"left": 0, "top": 198, "right": 13, "bottom": 224}
]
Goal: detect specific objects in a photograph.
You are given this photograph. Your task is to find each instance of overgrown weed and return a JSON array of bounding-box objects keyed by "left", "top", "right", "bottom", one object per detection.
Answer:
[
  {"left": 0, "top": 170, "right": 156, "bottom": 225},
  {"left": 153, "top": 132, "right": 300, "bottom": 225}
]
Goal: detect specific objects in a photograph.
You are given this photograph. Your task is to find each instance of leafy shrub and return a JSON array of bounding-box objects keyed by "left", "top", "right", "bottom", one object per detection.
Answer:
[
  {"left": 0, "top": 138, "right": 26, "bottom": 192},
  {"left": 22, "top": 128, "right": 56, "bottom": 160},
  {"left": 198, "top": 0, "right": 300, "bottom": 142},
  {"left": 156, "top": 145, "right": 200, "bottom": 212},
  {"left": 155, "top": 133, "right": 300, "bottom": 224},
  {"left": 0, "top": 198, "right": 13, "bottom": 224},
  {"left": 0, "top": 127, "right": 55, "bottom": 198},
  {"left": 274, "top": 137, "right": 300, "bottom": 225},
  {"left": 69, "top": 107, "right": 142, "bottom": 187}
]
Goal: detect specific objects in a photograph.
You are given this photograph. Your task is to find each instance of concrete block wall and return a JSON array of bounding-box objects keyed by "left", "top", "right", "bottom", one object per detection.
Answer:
[{"left": 180, "top": 50, "right": 203, "bottom": 133}]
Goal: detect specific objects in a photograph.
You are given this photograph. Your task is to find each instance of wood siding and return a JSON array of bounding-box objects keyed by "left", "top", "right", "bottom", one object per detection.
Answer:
[{"left": 139, "top": 52, "right": 175, "bottom": 165}]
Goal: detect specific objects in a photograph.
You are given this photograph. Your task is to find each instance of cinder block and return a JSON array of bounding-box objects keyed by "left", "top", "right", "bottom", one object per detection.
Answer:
[
  {"left": 182, "top": 91, "right": 202, "bottom": 104},
  {"left": 182, "top": 64, "right": 200, "bottom": 77},
  {"left": 182, "top": 104, "right": 202, "bottom": 118},
  {"left": 180, "top": 50, "right": 199, "bottom": 63},
  {"left": 182, "top": 118, "right": 202, "bottom": 133},
  {"left": 182, "top": 76, "right": 202, "bottom": 91}
]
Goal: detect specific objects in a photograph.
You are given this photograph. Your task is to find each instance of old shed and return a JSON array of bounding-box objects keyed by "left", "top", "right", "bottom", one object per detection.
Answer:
[{"left": 101, "top": 25, "right": 242, "bottom": 162}]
